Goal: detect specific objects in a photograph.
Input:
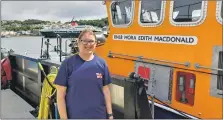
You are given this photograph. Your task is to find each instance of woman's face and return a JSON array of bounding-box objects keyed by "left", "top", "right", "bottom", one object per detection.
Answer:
[{"left": 78, "top": 32, "right": 96, "bottom": 54}]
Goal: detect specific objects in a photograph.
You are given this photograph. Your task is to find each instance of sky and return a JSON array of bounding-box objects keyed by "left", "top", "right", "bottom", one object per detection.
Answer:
[{"left": 1, "top": 1, "right": 108, "bottom": 23}]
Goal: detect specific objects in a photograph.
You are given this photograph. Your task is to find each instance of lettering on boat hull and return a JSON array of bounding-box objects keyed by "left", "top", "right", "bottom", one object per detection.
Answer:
[{"left": 113, "top": 34, "right": 198, "bottom": 45}]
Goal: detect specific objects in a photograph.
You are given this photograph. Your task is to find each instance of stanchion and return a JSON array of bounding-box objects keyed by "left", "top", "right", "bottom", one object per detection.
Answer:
[{"left": 123, "top": 72, "right": 152, "bottom": 119}]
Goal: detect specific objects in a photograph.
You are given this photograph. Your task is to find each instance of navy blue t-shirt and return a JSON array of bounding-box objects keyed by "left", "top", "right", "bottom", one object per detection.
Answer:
[{"left": 54, "top": 54, "right": 112, "bottom": 119}]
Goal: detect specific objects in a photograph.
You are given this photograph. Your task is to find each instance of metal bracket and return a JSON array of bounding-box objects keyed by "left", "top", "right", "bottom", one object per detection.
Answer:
[
  {"left": 136, "top": 56, "right": 143, "bottom": 62},
  {"left": 108, "top": 51, "right": 113, "bottom": 58}
]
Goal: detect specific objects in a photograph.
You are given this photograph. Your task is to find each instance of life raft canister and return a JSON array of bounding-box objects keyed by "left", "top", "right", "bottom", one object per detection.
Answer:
[{"left": 1, "top": 58, "right": 12, "bottom": 89}]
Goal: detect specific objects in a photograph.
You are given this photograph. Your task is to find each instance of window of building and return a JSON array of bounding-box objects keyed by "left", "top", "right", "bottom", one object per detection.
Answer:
[
  {"left": 170, "top": 0, "right": 207, "bottom": 26},
  {"left": 139, "top": 0, "right": 165, "bottom": 26},
  {"left": 110, "top": 0, "right": 134, "bottom": 27}
]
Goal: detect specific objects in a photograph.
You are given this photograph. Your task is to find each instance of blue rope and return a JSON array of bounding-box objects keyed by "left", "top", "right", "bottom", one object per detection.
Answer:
[{"left": 54, "top": 103, "right": 58, "bottom": 119}]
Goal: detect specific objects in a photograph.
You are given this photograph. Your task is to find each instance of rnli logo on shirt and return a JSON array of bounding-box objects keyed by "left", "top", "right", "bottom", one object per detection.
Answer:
[{"left": 96, "top": 73, "right": 102, "bottom": 79}]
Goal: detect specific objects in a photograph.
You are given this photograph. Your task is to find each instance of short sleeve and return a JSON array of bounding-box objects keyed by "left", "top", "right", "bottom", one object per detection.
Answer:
[
  {"left": 54, "top": 59, "right": 68, "bottom": 87},
  {"left": 103, "top": 63, "right": 112, "bottom": 86}
]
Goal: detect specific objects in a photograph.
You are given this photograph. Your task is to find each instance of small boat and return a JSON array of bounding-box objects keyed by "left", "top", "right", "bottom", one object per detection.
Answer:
[{"left": 40, "top": 25, "right": 103, "bottom": 38}]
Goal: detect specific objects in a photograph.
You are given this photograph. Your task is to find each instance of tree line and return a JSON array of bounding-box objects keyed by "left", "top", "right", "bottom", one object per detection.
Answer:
[{"left": 2, "top": 18, "right": 108, "bottom": 32}]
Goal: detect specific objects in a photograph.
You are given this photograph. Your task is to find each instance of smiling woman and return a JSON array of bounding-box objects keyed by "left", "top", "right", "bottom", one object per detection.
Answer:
[{"left": 53, "top": 29, "right": 113, "bottom": 119}]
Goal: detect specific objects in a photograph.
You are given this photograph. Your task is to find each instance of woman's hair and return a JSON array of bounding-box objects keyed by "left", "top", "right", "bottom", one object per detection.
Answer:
[{"left": 78, "top": 28, "right": 97, "bottom": 42}]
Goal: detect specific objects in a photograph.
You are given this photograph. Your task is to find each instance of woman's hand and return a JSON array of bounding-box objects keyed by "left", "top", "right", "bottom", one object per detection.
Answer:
[
  {"left": 108, "top": 116, "right": 114, "bottom": 119},
  {"left": 103, "top": 85, "right": 113, "bottom": 119}
]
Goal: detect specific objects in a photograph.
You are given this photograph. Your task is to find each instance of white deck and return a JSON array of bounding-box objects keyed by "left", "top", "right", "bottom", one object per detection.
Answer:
[{"left": 0, "top": 89, "right": 35, "bottom": 119}]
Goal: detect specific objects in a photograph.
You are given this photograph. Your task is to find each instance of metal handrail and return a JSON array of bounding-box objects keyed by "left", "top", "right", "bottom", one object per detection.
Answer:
[
  {"left": 195, "top": 63, "right": 223, "bottom": 72},
  {"left": 56, "top": 34, "right": 62, "bottom": 62},
  {"left": 108, "top": 51, "right": 223, "bottom": 76},
  {"left": 108, "top": 51, "right": 190, "bottom": 67}
]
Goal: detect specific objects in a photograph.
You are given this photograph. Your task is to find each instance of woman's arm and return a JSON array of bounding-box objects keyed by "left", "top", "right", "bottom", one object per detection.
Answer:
[
  {"left": 56, "top": 85, "right": 68, "bottom": 119},
  {"left": 103, "top": 85, "right": 113, "bottom": 119}
]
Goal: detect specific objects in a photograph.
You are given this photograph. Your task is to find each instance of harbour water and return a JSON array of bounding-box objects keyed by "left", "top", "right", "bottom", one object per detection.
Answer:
[{"left": 1, "top": 36, "right": 72, "bottom": 61}]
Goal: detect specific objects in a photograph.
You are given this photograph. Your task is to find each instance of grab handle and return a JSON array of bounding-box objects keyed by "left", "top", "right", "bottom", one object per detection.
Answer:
[{"left": 194, "top": 63, "right": 223, "bottom": 72}]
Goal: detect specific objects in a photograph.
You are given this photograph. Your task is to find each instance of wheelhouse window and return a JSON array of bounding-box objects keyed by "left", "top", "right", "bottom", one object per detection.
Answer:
[
  {"left": 172, "top": 0, "right": 204, "bottom": 23},
  {"left": 221, "top": 1, "right": 223, "bottom": 19},
  {"left": 216, "top": 0, "right": 222, "bottom": 24},
  {"left": 110, "top": 0, "right": 134, "bottom": 26},
  {"left": 139, "top": 0, "right": 164, "bottom": 25}
]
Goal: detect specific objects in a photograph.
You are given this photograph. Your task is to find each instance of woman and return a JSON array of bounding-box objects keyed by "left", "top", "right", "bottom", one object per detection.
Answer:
[{"left": 54, "top": 29, "right": 113, "bottom": 119}]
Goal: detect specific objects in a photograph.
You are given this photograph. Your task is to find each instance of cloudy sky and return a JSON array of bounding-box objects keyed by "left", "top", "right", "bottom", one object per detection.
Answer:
[{"left": 1, "top": 1, "right": 108, "bottom": 23}]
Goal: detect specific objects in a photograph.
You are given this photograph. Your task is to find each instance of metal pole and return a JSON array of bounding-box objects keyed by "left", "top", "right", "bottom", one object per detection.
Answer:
[
  {"left": 47, "top": 39, "right": 49, "bottom": 59},
  {"left": 40, "top": 37, "right": 43, "bottom": 58},
  {"left": 57, "top": 37, "right": 59, "bottom": 54},
  {"left": 65, "top": 39, "right": 68, "bottom": 56},
  {"left": 151, "top": 67, "right": 156, "bottom": 119},
  {"left": 60, "top": 37, "right": 62, "bottom": 62}
]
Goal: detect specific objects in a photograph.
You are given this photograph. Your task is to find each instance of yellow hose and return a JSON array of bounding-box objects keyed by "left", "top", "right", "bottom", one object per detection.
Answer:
[
  {"left": 38, "top": 66, "right": 58, "bottom": 119},
  {"left": 37, "top": 53, "right": 78, "bottom": 119}
]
